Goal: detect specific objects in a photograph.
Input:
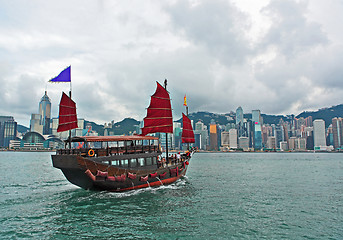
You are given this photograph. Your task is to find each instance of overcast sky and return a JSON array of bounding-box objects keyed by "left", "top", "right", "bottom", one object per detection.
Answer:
[{"left": 1, "top": 0, "right": 342, "bottom": 126}]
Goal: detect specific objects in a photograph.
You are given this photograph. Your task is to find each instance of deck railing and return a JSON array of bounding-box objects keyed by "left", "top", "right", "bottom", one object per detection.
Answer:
[{"left": 57, "top": 145, "right": 159, "bottom": 157}]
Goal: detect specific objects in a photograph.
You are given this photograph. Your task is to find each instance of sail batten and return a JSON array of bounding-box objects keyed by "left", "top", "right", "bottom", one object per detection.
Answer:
[
  {"left": 141, "top": 82, "right": 173, "bottom": 136},
  {"left": 57, "top": 92, "right": 78, "bottom": 133},
  {"left": 181, "top": 113, "right": 195, "bottom": 143}
]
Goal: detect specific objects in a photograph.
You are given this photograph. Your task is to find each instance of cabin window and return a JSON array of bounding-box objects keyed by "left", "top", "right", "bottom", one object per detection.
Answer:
[
  {"left": 130, "top": 159, "right": 138, "bottom": 168},
  {"left": 138, "top": 158, "right": 145, "bottom": 167},
  {"left": 146, "top": 157, "right": 152, "bottom": 166},
  {"left": 121, "top": 159, "right": 129, "bottom": 168},
  {"left": 152, "top": 157, "right": 157, "bottom": 165},
  {"left": 112, "top": 160, "right": 119, "bottom": 166}
]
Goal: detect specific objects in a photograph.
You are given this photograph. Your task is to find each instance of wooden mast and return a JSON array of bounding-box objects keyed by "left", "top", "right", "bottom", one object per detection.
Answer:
[{"left": 164, "top": 79, "right": 169, "bottom": 161}]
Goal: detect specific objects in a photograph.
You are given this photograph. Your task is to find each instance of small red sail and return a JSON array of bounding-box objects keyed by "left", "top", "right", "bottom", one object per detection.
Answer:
[
  {"left": 141, "top": 82, "right": 173, "bottom": 136},
  {"left": 181, "top": 113, "right": 195, "bottom": 143},
  {"left": 57, "top": 92, "right": 78, "bottom": 132}
]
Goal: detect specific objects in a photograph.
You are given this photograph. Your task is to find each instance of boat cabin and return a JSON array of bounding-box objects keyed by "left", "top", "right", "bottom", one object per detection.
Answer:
[{"left": 57, "top": 135, "right": 160, "bottom": 157}]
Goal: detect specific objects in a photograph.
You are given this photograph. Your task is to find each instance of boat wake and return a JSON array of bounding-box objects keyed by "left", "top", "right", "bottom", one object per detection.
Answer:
[{"left": 101, "top": 177, "right": 189, "bottom": 199}]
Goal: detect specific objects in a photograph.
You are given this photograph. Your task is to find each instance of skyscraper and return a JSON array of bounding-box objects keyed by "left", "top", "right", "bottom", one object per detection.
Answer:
[
  {"left": 209, "top": 123, "right": 218, "bottom": 151},
  {"left": 39, "top": 91, "right": 51, "bottom": 135},
  {"left": 332, "top": 117, "right": 343, "bottom": 149},
  {"left": 236, "top": 106, "right": 243, "bottom": 126},
  {"left": 313, "top": 119, "right": 326, "bottom": 149},
  {"left": 252, "top": 110, "right": 263, "bottom": 150},
  {"left": 0, "top": 116, "right": 17, "bottom": 148}
]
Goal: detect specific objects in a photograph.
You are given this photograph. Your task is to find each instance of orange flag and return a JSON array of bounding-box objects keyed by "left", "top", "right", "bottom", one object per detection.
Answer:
[{"left": 183, "top": 94, "right": 187, "bottom": 106}]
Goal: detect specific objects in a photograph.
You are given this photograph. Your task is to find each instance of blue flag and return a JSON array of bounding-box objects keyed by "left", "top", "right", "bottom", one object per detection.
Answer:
[{"left": 49, "top": 66, "right": 71, "bottom": 82}]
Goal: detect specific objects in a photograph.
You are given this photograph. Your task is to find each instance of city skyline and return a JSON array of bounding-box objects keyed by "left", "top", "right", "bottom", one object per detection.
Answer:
[
  {"left": 5, "top": 89, "right": 343, "bottom": 128},
  {"left": 1, "top": 1, "right": 343, "bottom": 126}
]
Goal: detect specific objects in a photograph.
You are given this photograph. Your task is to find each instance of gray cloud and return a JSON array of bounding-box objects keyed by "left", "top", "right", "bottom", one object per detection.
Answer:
[{"left": 1, "top": 0, "right": 342, "bottom": 126}]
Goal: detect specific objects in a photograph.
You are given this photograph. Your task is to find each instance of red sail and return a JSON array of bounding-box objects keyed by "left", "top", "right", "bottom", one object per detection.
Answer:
[
  {"left": 141, "top": 82, "right": 173, "bottom": 135},
  {"left": 181, "top": 113, "right": 195, "bottom": 143},
  {"left": 57, "top": 92, "right": 78, "bottom": 132}
]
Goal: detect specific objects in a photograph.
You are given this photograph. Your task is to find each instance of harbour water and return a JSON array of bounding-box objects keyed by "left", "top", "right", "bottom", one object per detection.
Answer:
[{"left": 1, "top": 152, "right": 342, "bottom": 239}]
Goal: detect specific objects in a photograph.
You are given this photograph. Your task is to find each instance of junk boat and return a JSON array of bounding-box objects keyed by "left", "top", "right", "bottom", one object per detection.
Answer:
[{"left": 51, "top": 80, "right": 195, "bottom": 192}]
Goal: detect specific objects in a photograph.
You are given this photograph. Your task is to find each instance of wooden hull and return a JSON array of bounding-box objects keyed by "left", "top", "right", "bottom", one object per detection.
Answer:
[{"left": 52, "top": 154, "right": 189, "bottom": 192}]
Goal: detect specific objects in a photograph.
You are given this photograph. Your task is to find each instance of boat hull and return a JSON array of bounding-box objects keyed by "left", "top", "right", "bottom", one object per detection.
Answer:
[{"left": 52, "top": 154, "right": 189, "bottom": 192}]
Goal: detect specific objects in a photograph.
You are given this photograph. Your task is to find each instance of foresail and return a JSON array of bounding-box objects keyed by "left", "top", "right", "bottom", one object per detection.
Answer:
[
  {"left": 181, "top": 113, "right": 195, "bottom": 143},
  {"left": 141, "top": 82, "right": 173, "bottom": 136},
  {"left": 57, "top": 92, "right": 78, "bottom": 132}
]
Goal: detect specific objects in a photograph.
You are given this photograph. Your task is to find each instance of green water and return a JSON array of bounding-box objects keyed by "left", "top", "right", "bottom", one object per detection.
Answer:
[{"left": 0, "top": 152, "right": 342, "bottom": 239}]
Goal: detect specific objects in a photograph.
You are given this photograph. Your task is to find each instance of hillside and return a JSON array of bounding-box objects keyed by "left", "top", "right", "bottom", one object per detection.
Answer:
[{"left": 296, "top": 104, "right": 343, "bottom": 127}]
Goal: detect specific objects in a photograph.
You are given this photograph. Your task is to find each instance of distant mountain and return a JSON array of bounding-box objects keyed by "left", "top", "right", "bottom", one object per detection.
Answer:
[
  {"left": 296, "top": 104, "right": 343, "bottom": 127},
  {"left": 177, "top": 111, "right": 232, "bottom": 126},
  {"left": 109, "top": 118, "right": 140, "bottom": 135},
  {"left": 85, "top": 120, "right": 105, "bottom": 136}
]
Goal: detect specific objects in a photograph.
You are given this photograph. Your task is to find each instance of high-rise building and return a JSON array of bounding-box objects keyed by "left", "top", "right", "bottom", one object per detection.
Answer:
[
  {"left": 39, "top": 91, "right": 51, "bottom": 135},
  {"left": 30, "top": 91, "right": 51, "bottom": 135},
  {"left": 252, "top": 110, "right": 261, "bottom": 124},
  {"left": 221, "top": 131, "right": 230, "bottom": 147},
  {"left": 236, "top": 106, "right": 243, "bottom": 126},
  {"left": 332, "top": 117, "right": 343, "bottom": 149},
  {"left": 239, "top": 137, "right": 249, "bottom": 151},
  {"left": 0, "top": 116, "right": 17, "bottom": 148},
  {"left": 267, "top": 136, "right": 276, "bottom": 149},
  {"left": 252, "top": 110, "right": 263, "bottom": 150},
  {"left": 209, "top": 124, "right": 218, "bottom": 151},
  {"left": 229, "top": 128, "right": 238, "bottom": 149},
  {"left": 194, "top": 121, "right": 208, "bottom": 150},
  {"left": 313, "top": 119, "right": 326, "bottom": 149}
]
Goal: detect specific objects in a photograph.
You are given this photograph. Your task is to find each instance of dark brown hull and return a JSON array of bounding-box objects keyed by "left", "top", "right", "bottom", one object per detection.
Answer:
[{"left": 52, "top": 154, "right": 189, "bottom": 192}]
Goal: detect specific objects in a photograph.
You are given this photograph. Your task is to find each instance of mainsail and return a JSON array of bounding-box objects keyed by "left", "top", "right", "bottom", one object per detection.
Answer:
[
  {"left": 181, "top": 113, "right": 195, "bottom": 143},
  {"left": 141, "top": 82, "right": 173, "bottom": 136},
  {"left": 57, "top": 92, "right": 78, "bottom": 132}
]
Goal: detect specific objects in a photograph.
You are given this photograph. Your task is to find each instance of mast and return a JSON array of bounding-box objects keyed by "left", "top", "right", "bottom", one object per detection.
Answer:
[
  {"left": 68, "top": 87, "right": 72, "bottom": 149},
  {"left": 164, "top": 79, "right": 169, "bottom": 160}
]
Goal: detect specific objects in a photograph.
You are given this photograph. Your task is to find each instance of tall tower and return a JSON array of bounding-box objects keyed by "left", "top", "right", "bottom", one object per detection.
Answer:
[
  {"left": 252, "top": 110, "right": 263, "bottom": 150},
  {"left": 313, "top": 119, "right": 326, "bottom": 148},
  {"left": 332, "top": 117, "right": 343, "bottom": 149},
  {"left": 236, "top": 106, "right": 243, "bottom": 125},
  {"left": 39, "top": 91, "right": 51, "bottom": 135}
]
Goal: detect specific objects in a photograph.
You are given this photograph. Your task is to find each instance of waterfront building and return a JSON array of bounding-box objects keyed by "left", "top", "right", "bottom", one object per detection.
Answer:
[
  {"left": 209, "top": 123, "right": 218, "bottom": 151},
  {"left": 288, "top": 137, "right": 296, "bottom": 150},
  {"left": 266, "top": 136, "right": 276, "bottom": 149},
  {"left": 0, "top": 116, "right": 18, "bottom": 148},
  {"left": 194, "top": 120, "right": 208, "bottom": 150},
  {"left": 332, "top": 117, "right": 343, "bottom": 149},
  {"left": 221, "top": 131, "right": 230, "bottom": 148},
  {"left": 280, "top": 141, "right": 288, "bottom": 151},
  {"left": 298, "top": 138, "right": 307, "bottom": 150},
  {"left": 313, "top": 119, "right": 326, "bottom": 149},
  {"left": 229, "top": 128, "right": 238, "bottom": 149},
  {"left": 238, "top": 137, "right": 249, "bottom": 151}
]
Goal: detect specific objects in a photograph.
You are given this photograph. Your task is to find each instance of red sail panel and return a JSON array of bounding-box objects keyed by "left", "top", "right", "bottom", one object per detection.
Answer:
[
  {"left": 57, "top": 92, "right": 78, "bottom": 132},
  {"left": 141, "top": 82, "right": 173, "bottom": 136},
  {"left": 182, "top": 113, "right": 195, "bottom": 143}
]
